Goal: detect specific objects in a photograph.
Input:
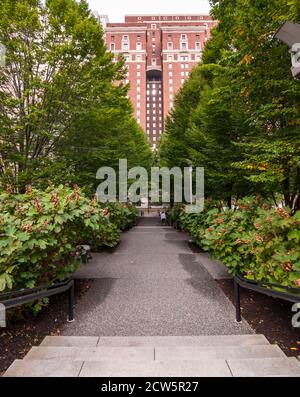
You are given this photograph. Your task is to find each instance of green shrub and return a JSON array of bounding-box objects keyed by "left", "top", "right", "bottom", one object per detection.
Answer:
[
  {"left": 170, "top": 197, "right": 300, "bottom": 288},
  {"left": 0, "top": 185, "right": 137, "bottom": 292}
]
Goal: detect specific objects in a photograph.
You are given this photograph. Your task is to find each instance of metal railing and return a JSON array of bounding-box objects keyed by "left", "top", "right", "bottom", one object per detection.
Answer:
[
  {"left": 234, "top": 273, "right": 300, "bottom": 322},
  {"left": 0, "top": 278, "right": 75, "bottom": 322}
]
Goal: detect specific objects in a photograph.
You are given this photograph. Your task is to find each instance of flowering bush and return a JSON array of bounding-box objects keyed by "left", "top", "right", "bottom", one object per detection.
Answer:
[
  {"left": 0, "top": 185, "right": 137, "bottom": 292},
  {"left": 170, "top": 197, "right": 300, "bottom": 288}
]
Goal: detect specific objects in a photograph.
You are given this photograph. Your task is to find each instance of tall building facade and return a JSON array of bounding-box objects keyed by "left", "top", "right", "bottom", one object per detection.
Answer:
[{"left": 105, "top": 15, "right": 217, "bottom": 148}]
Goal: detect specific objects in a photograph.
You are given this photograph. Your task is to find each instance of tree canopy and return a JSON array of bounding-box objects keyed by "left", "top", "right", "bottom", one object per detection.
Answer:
[
  {"left": 158, "top": 0, "right": 300, "bottom": 210},
  {"left": 0, "top": 0, "right": 152, "bottom": 193}
]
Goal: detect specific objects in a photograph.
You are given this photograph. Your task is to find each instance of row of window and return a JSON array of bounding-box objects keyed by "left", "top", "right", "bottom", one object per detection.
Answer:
[
  {"left": 121, "top": 55, "right": 200, "bottom": 63},
  {"left": 147, "top": 103, "right": 162, "bottom": 108},
  {"left": 111, "top": 42, "right": 202, "bottom": 52},
  {"left": 147, "top": 123, "right": 163, "bottom": 128}
]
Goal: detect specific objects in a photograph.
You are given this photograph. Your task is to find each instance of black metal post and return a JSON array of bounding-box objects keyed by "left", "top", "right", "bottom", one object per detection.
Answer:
[
  {"left": 68, "top": 280, "right": 75, "bottom": 322},
  {"left": 234, "top": 278, "right": 241, "bottom": 322}
]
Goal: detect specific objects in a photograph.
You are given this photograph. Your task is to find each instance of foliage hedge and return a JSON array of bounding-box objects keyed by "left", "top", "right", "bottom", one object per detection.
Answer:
[
  {"left": 169, "top": 197, "right": 300, "bottom": 288},
  {"left": 0, "top": 185, "right": 137, "bottom": 293}
]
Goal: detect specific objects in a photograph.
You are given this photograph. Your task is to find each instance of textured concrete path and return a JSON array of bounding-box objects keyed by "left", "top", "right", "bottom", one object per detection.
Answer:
[{"left": 62, "top": 217, "right": 252, "bottom": 336}]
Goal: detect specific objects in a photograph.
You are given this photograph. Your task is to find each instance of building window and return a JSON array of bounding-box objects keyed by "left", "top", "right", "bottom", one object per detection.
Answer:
[
  {"left": 111, "top": 35, "right": 115, "bottom": 42},
  {"left": 167, "top": 42, "right": 173, "bottom": 51},
  {"left": 185, "top": 64, "right": 189, "bottom": 69},
  {"left": 137, "top": 87, "right": 140, "bottom": 92},
  {"left": 110, "top": 43, "right": 115, "bottom": 51},
  {"left": 168, "top": 63, "right": 172, "bottom": 69},
  {"left": 168, "top": 34, "right": 172, "bottom": 41},
  {"left": 181, "top": 42, "right": 188, "bottom": 51},
  {"left": 181, "top": 34, "right": 187, "bottom": 40},
  {"left": 136, "top": 55, "right": 141, "bottom": 61},
  {"left": 181, "top": 71, "right": 185, "bottom": 76},
  {"left": 168, "top": 55, "right": 173, "bottom": 61},
  {"left": 169, "top": 71, "right": 172, "bottom": 77},
  {"left": 137, "top": 110, "right": 140, "bottom": 116},
  {"left": 169, "top": 86, "right": 173, "bottom": 92},
  {"left": 196, "top": 42, "right": 201, "bottom": 51},
  {"left": 151, "top": 24, "right": 156, "bottom": 30},
  {"left": 196, "top": 34, "right": 200, "bottom": 41},
  {"left": 137, "top": 64, "right": 141, "bottom": 69},
  {"left": 136, "top": 42, "right": 142, "bottom": 50},
  {"left": 181, "top": 79, "right": 185, "bottom": 84},
  {"left": 152, "top": 58, "right": 156, "bottom": 65},
  {"left": 153, "top": 137, "right": 156, "bottom": 142},
  {"left": 137, "top": 102, "right": 140, "bottom": 108},
  {"left": 170, "top": 102, "right": 173, "bottom": 107},
  {"left": 122, "top": 42, "right": 129, "bottom": 51},
  {"left": 137, "top": 119, "right": 140, "bottom": 124},
  {"left": 169, "top": 94, "right": 173, "bottom": 99},
  {"left": 169, "top": 79, "right": 173, "bottom": 84},
  {"left": 137, "top": 79, "right": 140, "bottom": 85},
  {"left": 137, "top": 71, "right": 140, "bottom": 77}
]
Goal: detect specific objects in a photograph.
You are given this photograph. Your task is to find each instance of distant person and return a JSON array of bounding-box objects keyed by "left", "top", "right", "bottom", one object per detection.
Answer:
[{"left": 160, "top": 211, "right": 166, "bottom": 225}]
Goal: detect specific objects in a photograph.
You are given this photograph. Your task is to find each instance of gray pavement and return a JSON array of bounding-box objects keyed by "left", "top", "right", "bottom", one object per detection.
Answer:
[{"left": 62, "top": 217, "right": 252, "bottom": 336}]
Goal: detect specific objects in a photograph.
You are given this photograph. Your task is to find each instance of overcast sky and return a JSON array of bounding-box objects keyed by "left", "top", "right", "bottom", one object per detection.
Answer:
[{"left": 87, "top": 0, "right": 211, "bottom": 22}]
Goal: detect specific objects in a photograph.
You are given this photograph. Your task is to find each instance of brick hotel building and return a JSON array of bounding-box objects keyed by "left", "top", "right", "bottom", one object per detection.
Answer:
[{"left": 104, "top": 15, "right": 217, "bottom": 149}]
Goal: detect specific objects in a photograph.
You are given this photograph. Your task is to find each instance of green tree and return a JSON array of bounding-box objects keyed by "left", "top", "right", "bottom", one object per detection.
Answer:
[
  {"left": 0, "top": 0, "right": 151, "bottom": 191},
  {"left": 159, "top": 0, "right": 300, "bottom": 209}
]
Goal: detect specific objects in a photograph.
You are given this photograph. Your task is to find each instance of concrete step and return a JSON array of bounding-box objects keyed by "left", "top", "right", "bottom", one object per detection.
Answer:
[
  {"left": 24, "top": 344, "right": 284, "bottom": 362},
  {"left": 4, "top": 359, "right": 232, "bottom": 377},
  {"left": 79, "top": 359, "right": 232, "bottom": 377},
  {"left": 155, "top": 345, "right": 284, "bottom": 360},
  {"left": 5, "top": 357, "right": 300, "bottom": 377},
  {"left": 25, "top": 346, "right": 154, "bottom": 361},
  {"left": 41, "top": 334, "right": 269, "bottom": 348},
  {"left": 3, "top": 360, "right": 83, "bottom": 377},
  {"left": 227, "top": 357, "right": 300, "bottom": 377}
]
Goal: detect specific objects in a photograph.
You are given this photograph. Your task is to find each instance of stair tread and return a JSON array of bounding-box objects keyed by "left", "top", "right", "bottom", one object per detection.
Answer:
[
  {"left": 41, "top": 334, "right": 269, "bottom": 347},
  {"left": 24, "top": 344, "right": 284, "bottom": 361},
  {"left": 5, "top": 357, "right": 300, "bottom": 377},
  {"left": 227, "top": 357, "right": 300, "bottom": 377}
]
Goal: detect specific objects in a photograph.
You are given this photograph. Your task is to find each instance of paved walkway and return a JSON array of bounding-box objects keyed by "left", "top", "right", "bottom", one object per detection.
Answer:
[{"left": 62, "top": 217, "right": 252, "bottom": 336}]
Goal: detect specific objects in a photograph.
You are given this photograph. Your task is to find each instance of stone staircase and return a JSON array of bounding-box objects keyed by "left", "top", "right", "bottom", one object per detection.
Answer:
[{"left": 4, "top": 335, "right": 300, "bottom": 377}]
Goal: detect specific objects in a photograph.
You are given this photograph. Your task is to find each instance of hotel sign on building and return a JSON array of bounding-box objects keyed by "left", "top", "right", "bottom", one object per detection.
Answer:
[{"left": 104, "top": 15, "right": 217, "bottom": 148}]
